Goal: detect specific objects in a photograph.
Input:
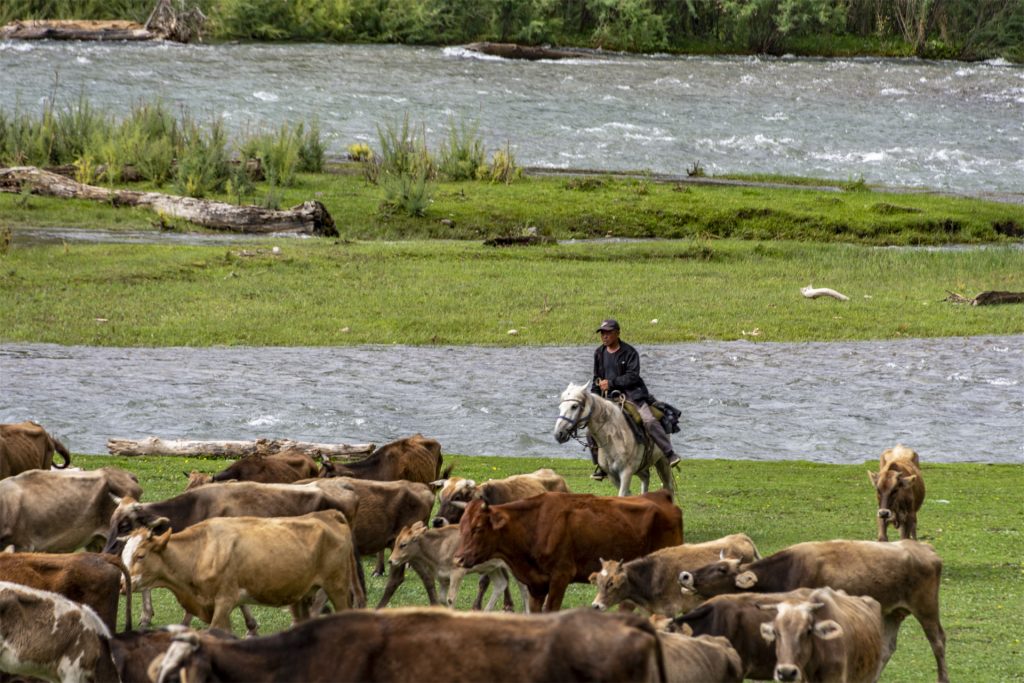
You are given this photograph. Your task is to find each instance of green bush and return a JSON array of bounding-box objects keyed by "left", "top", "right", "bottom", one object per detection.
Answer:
[
  {"left": 174, "top": 117, "right": 230, "bottom": 198},
  {"left": 437, "top": 117, "right": 485, "bottom": 181}
]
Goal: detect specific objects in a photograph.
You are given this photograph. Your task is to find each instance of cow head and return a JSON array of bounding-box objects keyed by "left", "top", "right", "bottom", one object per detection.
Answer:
[
  {"left": 454, "top": 498, "right": 506, "bottom": 568},
  {"left": 390, "top": 521, "right": 429, "bottom": 566},
  {"left": 868, "top": 469, "right": 917, "bottom": 520},
  {"left": 759, "top": 601, "right": 841, "bottom": 683},
  {"left": 105, "top": 498, "right": 171, "bottom": 555},
  {"left": 123, "top": 524, "right": 173, "bottom": 590},
  {"left": 678, "top": 558, "right": 752, "bottom": 596},
  {"left": 589, "top": 559, "right": 627, "bottom": 611},
  {"left": 155, "top": 630, "right": 211, "bottom": 683},
  {"left": 433, "top": 477, "right": 478, "bottom": 525},
  {"left": 184, "top": 470, "right": 213, "bottom": 490}
]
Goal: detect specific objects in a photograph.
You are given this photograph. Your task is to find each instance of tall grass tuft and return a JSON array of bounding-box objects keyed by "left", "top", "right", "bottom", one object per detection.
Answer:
[
  {"left": 437, "top": 117, "right": 485, "bottom": 181},
  {"left": 296, "top": 120, "right": 325, "bottom": 173},
  {"left": 174, "top": 115, "right": 230, "bottom": 198},
  {"left": 374, "top": 114, "right": 434, "bottom": 216},
  {"left": 485, "top": 141, "right": 521, "bottom": 185}
]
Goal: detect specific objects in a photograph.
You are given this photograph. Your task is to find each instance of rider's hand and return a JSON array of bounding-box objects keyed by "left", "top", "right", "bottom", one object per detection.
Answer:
[{"left": 598, "top": 379, "right": 610, "bottom": 393}]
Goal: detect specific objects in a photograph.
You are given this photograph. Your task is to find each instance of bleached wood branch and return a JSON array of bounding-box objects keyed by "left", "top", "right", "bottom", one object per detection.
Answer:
[
  {"left": 106, "top": 437, "right": 374, "bottom": 459},
  {"left": 801, "top": 284, "right": 850, "bottom": 301}
]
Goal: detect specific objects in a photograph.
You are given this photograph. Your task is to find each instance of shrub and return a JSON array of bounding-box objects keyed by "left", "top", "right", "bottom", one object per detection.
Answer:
[
  {"left": 485, "top": 141, "right": 521, "bottom": 185},
  {"left": 380, "top": 168, "right": 432, "bottom": 217},
  {"left": 437, "top": 117, "right": 485, "bottom": 181},
  {"left": 174, "top": 116, "right": 230, "bottom": 198},
  {"left": 376, "top": 114, "right": 434, "bottom": 181}
]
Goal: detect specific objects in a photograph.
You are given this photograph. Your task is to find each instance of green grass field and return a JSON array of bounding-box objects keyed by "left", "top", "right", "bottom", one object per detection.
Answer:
[{"left": 77, "top": 453, "right": 1024, "bottom": 682}]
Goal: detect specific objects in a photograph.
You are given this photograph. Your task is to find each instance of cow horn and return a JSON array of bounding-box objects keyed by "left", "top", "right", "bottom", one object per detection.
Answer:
[
  {"left": 451, "top": 501, "right": 468, "bottom": 510},
  {"left": 156, "top": 633, "right": 199, "bottom": 683},
  {"left": 429, "top": 479, "right": 447, "bottom": 491}
]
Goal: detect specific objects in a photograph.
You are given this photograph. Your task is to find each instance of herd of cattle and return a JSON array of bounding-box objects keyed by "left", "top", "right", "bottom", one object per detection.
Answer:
[{"left": 0, "top": 420, "right": 945, "bottom": 683}]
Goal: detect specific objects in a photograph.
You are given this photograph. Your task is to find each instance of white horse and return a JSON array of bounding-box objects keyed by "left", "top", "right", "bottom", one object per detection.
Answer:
[{"left": 553, "top": 382, "right": 674, "bottom": 497}]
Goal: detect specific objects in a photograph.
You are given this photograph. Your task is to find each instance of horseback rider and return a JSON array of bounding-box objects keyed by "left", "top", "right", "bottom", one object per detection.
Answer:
[{"left": 590, "top": 318, "right": 680, "bottom": 480}]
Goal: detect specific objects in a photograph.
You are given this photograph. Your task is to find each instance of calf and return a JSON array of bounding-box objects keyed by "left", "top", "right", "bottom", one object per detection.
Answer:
[
  {"left": 154, "top": 608, "right": 665, "bottom": 683},
  {"left": 657, "top": 632, "right": 743, "bottom": 683},
  {"left": 868, "top": 444, "right": 925, "bottom": 542},
  {"left": 671, "top": 590, "right": 816, "bottom": 681},
  {"left": 456, "top": 490, "right": 683, "bottom": 612},
  {"left": 0, "top": 580, "right": 118, "bottom": 683},
  {"left": 0, "top": 551, "right": 132, "bottom": 632},
  {"left": 123, "top": 510, "right": 362, "bottom": 634},
  {"left": 590, "top": 533, "right": 761, "bottom": 616},
  {"left": 431, "top": 468, "right": 569, "bottom": 526},
  {"left": 382, "top": 521, "right": 524, "bottom": 611},
  {"left": 0, "top": 420, "right": 72, "bottom": 479},
  {"left": 760, "top": 587, "right": 885, "bottom": 683},
  {"left": 0, "top": 467, "right": 142, "bottom": 552},
  {"left": 184, "top": 449, "right": 319, "bottom": 490},
  {"left": 677, "top": 539, "right": 947, "bottom": 682},
  {"left": 319, "top": 434, "right": 445, "bottom": 484}
]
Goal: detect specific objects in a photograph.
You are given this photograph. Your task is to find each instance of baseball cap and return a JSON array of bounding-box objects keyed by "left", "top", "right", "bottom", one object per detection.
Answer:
[{"left": 595, "top": 319, "right": 620, "bottom": 333}]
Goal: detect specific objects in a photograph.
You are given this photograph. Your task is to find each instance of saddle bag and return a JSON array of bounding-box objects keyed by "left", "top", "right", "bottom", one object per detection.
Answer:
[{"left": 651, "top": 400, "right": 682, "bottom": 434}]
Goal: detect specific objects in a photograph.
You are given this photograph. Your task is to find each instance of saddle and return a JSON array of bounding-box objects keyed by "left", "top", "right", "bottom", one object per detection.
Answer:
[{"left": 614, "top": 397, "right": 683, "bottom": 471}]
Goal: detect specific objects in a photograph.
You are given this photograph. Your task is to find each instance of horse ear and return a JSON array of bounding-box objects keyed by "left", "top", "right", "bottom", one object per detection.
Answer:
[{"left": 584, "top": 380, "right": 593, "bottom": 393}]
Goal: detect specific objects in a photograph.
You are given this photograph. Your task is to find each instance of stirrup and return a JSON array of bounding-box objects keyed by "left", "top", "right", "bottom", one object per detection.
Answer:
[{"left": 591, "top": 467, "right": 607, "bottom": 481}]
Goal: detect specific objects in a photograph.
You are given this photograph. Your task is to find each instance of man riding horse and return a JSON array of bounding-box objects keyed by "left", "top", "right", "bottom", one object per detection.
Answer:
[{"left": 590, "top": 318, "right": 680, "bottom": 480}]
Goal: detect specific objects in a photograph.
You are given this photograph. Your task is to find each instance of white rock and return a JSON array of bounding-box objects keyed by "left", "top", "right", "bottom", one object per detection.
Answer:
[{"left": 507, "top": 329, "right": 519, "bottom": 336}]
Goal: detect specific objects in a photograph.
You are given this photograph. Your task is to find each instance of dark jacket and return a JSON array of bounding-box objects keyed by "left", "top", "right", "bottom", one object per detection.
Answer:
[{"left": 592, "top": 341, "right": 650, "bottom": 403}]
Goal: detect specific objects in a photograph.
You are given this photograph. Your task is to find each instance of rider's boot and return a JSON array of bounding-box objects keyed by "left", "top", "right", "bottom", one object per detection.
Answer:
[{"left": 587, "top": 436, "right": 606, "bottom": 480}]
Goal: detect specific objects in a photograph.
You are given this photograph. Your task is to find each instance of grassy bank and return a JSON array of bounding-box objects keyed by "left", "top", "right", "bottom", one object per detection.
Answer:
[
  {"left": 1, "top": 238, "right": 1021, "bottom": 346},
  {"left": 74, "top": 454, "right": 1024, "bottom": 681}
]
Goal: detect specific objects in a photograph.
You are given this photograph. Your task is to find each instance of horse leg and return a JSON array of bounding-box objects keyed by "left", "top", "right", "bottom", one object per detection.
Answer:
[
  {"left": 617, "top": 466, "right": 634, "bottom": 496},
  {"left": 637, "top": 470, "right": 650, "bottom": 494}
]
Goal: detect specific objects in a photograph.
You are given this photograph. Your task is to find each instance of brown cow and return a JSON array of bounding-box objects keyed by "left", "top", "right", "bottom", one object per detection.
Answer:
[
  {"left": 184, "top": 449, "right": 319, "bottom": 490},
  {"left": 431, "top": 468, "right": 570, "bottom": 526},
  {"left": 670, "top": 590, "right": 817, "bottom": 681},
  {"left": 590, "top": 533, "right": 761, "bottom": 617},
  {"left": 154, "top": 608, "right": 666, "bottom": 683},
  {"left": 657, "top": 631, "right": 743, "bottom": 683},
  {"left": 759, "top": 587, "right": 885, "bottom": 683},
  {"left": 124, "top": 510, "right": 362, "bottom": 634},
  {"left": 318, "top": 434, "right": 446, "bottom": 484},
  {"left": 868, "top": 444, "right": 925, "bottom": 542},
  {"left": 0, "top": 420, "right": 72, "bottom": 479},
  {"left": 677, "top": 539, "right": 947, "bottom": 683},
  {"left": 0, "top": 551, "right": 132, "bottom": 632},
  {"left": 0, "top": 581, "right": 118, "bottom": 683},
  {"left": 306, "top": 477, "right": 436, "bottom": 605},
  {"left": 455, "top": 490, "right": 683, "bottom": 612}
]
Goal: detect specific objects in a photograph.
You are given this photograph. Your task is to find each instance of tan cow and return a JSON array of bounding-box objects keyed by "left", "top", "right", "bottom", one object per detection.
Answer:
[
  {"left": 0, "top": 421, "right": 72, "bottom": 479},
  {"left": 0, "top": 580, "right": 118, "bottom": 683},
  {"left": 431, "top": 468, "right": 570, "bottom": 526},
  {"left": 590, "top": 533, "right": 761, "bottom": 616},
  {"left": 123, "top": 510, "right": 362, "bottom": 634},
  {"left": 384, "top": 521, "right": 525, "bottom": 611},
  {"left": 759, "top": 587, "right": 885, "bottom": 683},
  {"left": 657, "top": 632, "right": 743, "bottom": 683},
  {"left": 184, "top": 449, "right": 319, "bottom": 490},
  {"left": 868, "top": 444, "right": 925, "bottom": 542}
]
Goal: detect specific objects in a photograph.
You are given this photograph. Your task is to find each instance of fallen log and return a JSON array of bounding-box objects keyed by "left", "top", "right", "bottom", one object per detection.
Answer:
[
  {"left": 464, "top": 41, "right": 595, "bottom": 61},
  {"left": 106, "top": 437, "right": 375, "bottom": 459},
  {"left": 945, "top": 290, "right": 1024, "bottom": 306},
  {"left": 0, "top": 166, "right": 336, "bottom": 236},
  {"left": 801, "top": 284, "right": 850, "bottom": 301},
  {"left": 0, "top": 20, "right": 158, "bottom": 41}
]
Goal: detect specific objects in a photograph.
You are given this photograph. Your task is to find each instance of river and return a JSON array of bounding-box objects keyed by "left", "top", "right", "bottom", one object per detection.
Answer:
[
  {"left": 1, "top": 338, "right": 1020, "bottom": 464},
  {"left": 1, "top": 41, "right": 1022, "bottom": 198}
]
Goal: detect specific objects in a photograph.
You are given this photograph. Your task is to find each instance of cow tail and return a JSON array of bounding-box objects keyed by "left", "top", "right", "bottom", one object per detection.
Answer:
[
  {"left": 348, "top": 544, "right": 366, "bottom": 609},
  {"left": 103, "top": 553, "right": 133, "bottom": 631},
  {"left": 50, "top": 435, "right": 72, "bottom": 469}
]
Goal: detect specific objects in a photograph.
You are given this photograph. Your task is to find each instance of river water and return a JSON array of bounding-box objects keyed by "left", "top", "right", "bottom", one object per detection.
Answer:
[
  {"left": 1, "top": 41, "right": 1023, "bottom": 198},
  {"left": 1, "top": 339, "right": 1020, "bottom": 464}
]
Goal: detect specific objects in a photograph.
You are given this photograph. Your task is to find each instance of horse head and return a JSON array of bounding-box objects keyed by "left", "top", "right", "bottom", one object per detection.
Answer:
[{"left": 554, "top": 382, "right": 593, "bottom": 444}]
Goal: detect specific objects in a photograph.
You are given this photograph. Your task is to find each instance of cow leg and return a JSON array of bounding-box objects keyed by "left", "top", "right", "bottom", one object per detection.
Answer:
[
  {"left": 527, "top": 587, "right": 547, "bottom": 613},
  {"left": 879, "top": 613, "right": 907, "bottom": 675},
  {"left": 472, "top": 574, "right": 491, "bottom": 610},
  {"left": 447, "top": 571, "right": 464, "bottom": 608},
  {"left": 410, "top": 563, "right": 440, "bottom": 605},
  {"left": 517, "top": 581, "right": 531, "bottom": 613},
  {"left": 139, "top": 589, "right": 155, "bottom": 629},
  {"left": 914, "top": 610, "right": 948, "bottom": 683},
  {"left": 373, "top": 550, "right": 387, "bottom": 577},
  {"left": 240, "top": 606, "right": 259, "bottom": 637},
  {"left": 653, "top": 455, "right": 674, "bottom": 494},
  {"left": 543, "top": 576, "right": 571, "bottom": 612},
  {"left": 376, "top": 562, "right": 408, "bottom": 609},
  {"left": 483, "top": 569, "right": 508, "bottom": 612}
]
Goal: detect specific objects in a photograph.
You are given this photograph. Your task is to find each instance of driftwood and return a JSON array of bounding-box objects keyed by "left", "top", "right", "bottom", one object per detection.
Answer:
[
  {"left": 0, "top": 20, "right": 158, "bottom": 41},
  {"left": 106, "top": 437, "right": 374, "bottom": 459},
  {"left": 945, "top": 290, "right": 1024, "bottom": 306},
  {"left": 483, "top": 235, "right": 554, "bottom": 247},
  {"left": 0, "top": 166, "right": 336, "bottom": 236},
  {"left": 465, "top": 42, "right": 594, "bottom": 61},
  {"left": 801, "top": 284, "right": 850, "bottom": 301}
]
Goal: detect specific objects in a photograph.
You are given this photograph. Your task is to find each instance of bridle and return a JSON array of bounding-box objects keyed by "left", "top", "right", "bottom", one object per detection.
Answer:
[{"left": 557, "top": 392, "right": 593, "bottom": 440}]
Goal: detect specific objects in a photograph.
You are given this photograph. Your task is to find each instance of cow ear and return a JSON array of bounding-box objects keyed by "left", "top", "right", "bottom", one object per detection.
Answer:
[
  {"left": 867, "top": 470, "right": 878, "bottom": 485},
  {"left": 900, "top": 474, "right": 917, "bottom": 487},
  {"left": 428, "top": 479, "right": 447, "bottom": 492},
  {"left": 759, "top": 622, "right": 776, "bottom": 643},
  {"left": 588, "top": 572, "right": 599, "bottom": 585},
  {"left": 735, "top": 571, "right": 758, "bottom": 589},
  {"left": 490, "top": 510, "right": 508, "bottom": 530},
  {"left": 153, "top": 528, "right": 172, "bottom": 550},
  {"left": 813, "top": 619, "right": 844, "bottom": 640}
]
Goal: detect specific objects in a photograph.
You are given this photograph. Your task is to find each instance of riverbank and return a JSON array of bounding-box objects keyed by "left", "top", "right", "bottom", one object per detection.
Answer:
[{"left": 73, "top": 453, "right": 1024, "bottom": 681}]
